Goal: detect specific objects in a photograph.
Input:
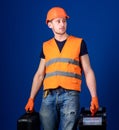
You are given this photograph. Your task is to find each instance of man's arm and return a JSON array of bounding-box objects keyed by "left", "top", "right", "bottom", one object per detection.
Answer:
[
  {"left": 29, "top": 58, "right": 46, "bottom": 99},
  {"left": 81, "top": 54, "right": 99, "bottom": 115},
  {"left": 25, "top": 58, "right": 46, "bottom": 112},
  {"left": 81, "top": 54, "right": 97, "bottom": 97}
]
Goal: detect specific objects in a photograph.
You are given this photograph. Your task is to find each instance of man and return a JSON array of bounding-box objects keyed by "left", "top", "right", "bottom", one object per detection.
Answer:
[{"left": 25, "top": 7, "right": 99, "bottom": 130}]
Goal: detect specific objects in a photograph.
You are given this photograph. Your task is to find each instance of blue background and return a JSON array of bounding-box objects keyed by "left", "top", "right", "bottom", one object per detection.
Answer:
[{"left": 1, "top": 0, "right": 119, "bottom": 130}]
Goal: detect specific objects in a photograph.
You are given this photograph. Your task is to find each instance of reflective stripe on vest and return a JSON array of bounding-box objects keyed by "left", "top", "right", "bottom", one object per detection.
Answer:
[
  {"left": 45, "top": 71, "right": 82, "bottom": 79},
  {"left": 46, "top": 58, "right": 81, "bottom": 67}
]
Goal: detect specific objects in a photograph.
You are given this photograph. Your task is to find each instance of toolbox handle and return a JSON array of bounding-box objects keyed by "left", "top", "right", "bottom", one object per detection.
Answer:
[
  {"left": 26, "top": 108, "right": 35, "bottom": 113},
  {"left": 80, "top": 107, "right": 106, "bottom": 117}
]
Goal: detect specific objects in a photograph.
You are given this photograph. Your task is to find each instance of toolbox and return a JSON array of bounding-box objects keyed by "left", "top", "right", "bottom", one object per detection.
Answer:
[
  {"left": 78, "top": 107, "right": 106, "bottom": 130},
  {"left": 17, "top": 111, "right": 40, "bottom": 130}
]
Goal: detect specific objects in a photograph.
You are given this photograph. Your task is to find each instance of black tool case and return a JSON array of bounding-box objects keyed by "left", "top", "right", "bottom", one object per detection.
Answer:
[
  {"left": 17, "top": 111, "right": 40, "bottom": 130},
  {"left": 78, "top": 107, "right": 106, "bottom": 130}
]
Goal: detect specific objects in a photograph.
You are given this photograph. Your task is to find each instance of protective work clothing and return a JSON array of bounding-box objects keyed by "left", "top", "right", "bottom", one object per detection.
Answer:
[
  {"left": 43, "top": 36, "right": 82, "bottom": 91},
  {"left": 25, "top": 98, "right": 34, "bottom": 112},
  {"left": 46, "top": 7, "right": 69, "bottom": 24},
  {"left": 90, "top": 96, "right": 99, "bottom": 116}
]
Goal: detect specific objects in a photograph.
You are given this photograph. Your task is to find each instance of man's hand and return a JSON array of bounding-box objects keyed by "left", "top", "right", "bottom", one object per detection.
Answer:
[
  {"left": 90, "top": 96, "right": 99, "bottom": 116},
  {"left": 25, "top": 98, "right": 34, "bottom": 113}
]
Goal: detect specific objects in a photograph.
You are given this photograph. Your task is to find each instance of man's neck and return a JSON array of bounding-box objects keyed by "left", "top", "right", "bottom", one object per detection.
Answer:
[{"left": 54, "top": 33, "right": 69, "bottom": 42}]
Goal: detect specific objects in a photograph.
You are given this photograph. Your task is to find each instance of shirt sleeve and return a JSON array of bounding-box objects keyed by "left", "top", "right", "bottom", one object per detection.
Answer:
[
  {"left": 80, "top": 39, "right": 88, "bottom": 56},
  {"left": 40, "top": 46, "right": 45, "bottom": 59}
]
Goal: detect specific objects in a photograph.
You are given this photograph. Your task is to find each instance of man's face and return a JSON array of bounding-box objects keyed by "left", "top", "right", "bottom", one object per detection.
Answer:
[{"left": 48, "top": 18, "right": 67, "bottom": 35}]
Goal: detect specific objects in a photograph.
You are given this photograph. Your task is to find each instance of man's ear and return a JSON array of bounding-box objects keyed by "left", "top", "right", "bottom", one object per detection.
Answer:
[{"left": 48, "top": 22, "right": 52, "bottom": 29}]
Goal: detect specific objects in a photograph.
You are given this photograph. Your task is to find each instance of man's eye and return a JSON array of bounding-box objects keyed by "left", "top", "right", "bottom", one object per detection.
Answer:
[
  {"left": 62, "top": 19, "right": 66, "bottom": 23},
  {"left": 57, "top": 20, "right": 60, "bottom": 23}
]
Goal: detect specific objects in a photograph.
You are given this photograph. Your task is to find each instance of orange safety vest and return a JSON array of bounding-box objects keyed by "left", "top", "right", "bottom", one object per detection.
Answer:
[{"left": 43, "top": 35, "right": 83, "bottom": 91}]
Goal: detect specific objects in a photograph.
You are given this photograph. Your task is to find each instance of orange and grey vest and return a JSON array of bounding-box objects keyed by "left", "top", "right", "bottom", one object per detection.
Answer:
[{"left": 43, "top": 35, "right": 83, "bottom": 91}]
